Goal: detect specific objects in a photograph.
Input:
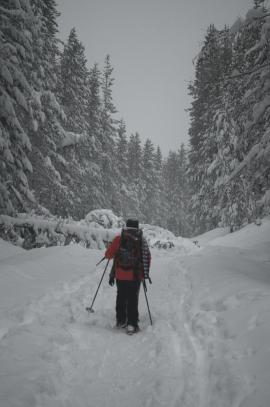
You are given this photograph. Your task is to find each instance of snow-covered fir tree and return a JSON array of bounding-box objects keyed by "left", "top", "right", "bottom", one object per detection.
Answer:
[
  {"left": 141, "top": 138, "right": 156, "bottom": 224},
  {"left": 84, "top": 62, "right": 104, "bottom": 211},
  {"left": 114, "top": 119, "right": 135, "bottom": 218},
  {"left": 2, "top": 0, "right": 269, "bottom": 238},
  {"left": 27, "top": 0, "right": 67, "bottom": 217},
  {"left": 116, "top": 119, "right": 128, "bottom": 177},
  {"left": 229, "top": 1, "right": 270, "bottom": 222},
  {"left": 56, "top": 28, "right": 93, "bottom": 217},
  {"left": 163, "top": 145, "right": 190, "bottom": 236},
  {"left": 152, "top": 146, "right": 167, "bottom": 228},
  {"left": 187, "top": 0, "right": 270, "bottom": 233},
  {"left": 0, "top": 0, "right": 37, "bottom": 214},
  {"left": 99, "top": 55, "right": 121, "bottom": 212},
  {"left": 58, "top": 27, "right": 88, "bottom": 134},
  {"left": 188, "top": 25, "right": 232, "bottom": 233}
]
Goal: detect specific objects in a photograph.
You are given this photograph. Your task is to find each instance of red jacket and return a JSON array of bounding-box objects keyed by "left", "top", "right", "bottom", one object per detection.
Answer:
[{"left": 105, "top": 234, "right": 151, "bottom": 281}]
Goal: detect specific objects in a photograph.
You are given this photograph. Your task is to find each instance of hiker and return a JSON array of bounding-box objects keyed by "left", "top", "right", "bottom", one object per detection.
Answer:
[{"left": 105, "top": 218, "right": 151, "bottom": 334}]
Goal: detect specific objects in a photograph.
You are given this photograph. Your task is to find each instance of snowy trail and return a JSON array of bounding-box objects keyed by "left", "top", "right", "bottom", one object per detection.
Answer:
[
  {"left": 1, "top": 238, "right": 259, "bottom": 407},
  {"left": 0, "top": 247, "right": 211, "bottom": 407},
  {"left": 2, "top": 219, "right": 270, "bottom": 406},
  {"left": 42, "top": 254, "right": 200, "bottom": 407}
]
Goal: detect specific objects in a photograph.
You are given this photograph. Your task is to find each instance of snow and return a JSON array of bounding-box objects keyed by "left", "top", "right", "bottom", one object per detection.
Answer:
[
  {"left": 253, "top": 95, "right": 270, "bottom": 122},
  {"left": 245, "top": 7, "right": 265, "bottom": 21},
  {"left": 142, "top": 223, "right": 195, "bottom": 252},
  {"left": 31, "top": 119, "right": 38, "bottom": 132},
  {"left": 0, "top": 218, "right": 270, "bottom": 406},
  {"left": 14, "top": 86, "right": 28, "bottom": 111},
  {"left": 84, "top": 209, "right": 124, "bottom": 229},
  {"left": 0, "top": 238, "right": 24, "bottom": 260},
  {"left": 0, "top": 64, "right": 13, "bottom": 85},
  {"left": 230, "top": 17, "right": 243, "bottom": 34},
  {"left": 60, "top": 131, "right": 86, "bottom": 148},
  {"left": 207, "top": 218, "right": 270, "bottom": 251},
  {"left": 193, "top": 226, "right": 230, "bottom": 246},
  {"left": 0, "top": 210, "right": 195, "bottom": 251}
]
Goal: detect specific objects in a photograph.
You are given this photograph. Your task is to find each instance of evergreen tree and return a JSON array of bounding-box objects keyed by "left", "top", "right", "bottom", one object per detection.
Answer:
[
  {"left": 188, "top": 25, "right": 233, "bottom": 233},
  {"left": 27, "top": 0, "right": 68, "bottom": 216},
  {"left": 0, "top": 0, "right": 37, "bottom": 214},
  {"left": 56, "top": 28, "right": 94, "bottom": 217},
  {"left": 99, "top": 55, "right": 120, "bottom": 211},
  {"left": 83, "top": 62, "right": 104, "bottom": 212},
  {"left": 152, "top": 146, "right": 167, "bottom": 227},
  {"left": 87, "top": 63, "right": 101, "bottom": 138},
  {"left": 163, "top": 145, "right": 190, "bottom": 236},
  {"left": 186, "top": 1, "right": 270, "bottom": 234},
  {"left": 114, "top": 120, "right": 133, "bottom": 218},
  {"left": 116, "top": 119, "right": 128, "bottom": 177},
  {"left": 141, "top": 138, "right": 156, "bottom": 223},
  {"left": 58, "top": 28, "right": 89, "bottom": 133},
  {"left": 122, "top": 132, "right": 143, "bottom": 219},
  {"left": 127, "top": 132, "right": 142, "bottom": 183},
  {"left": 100, "top": 55, "right": 117, "bottom": 144},
  {"left": 218, "top": 0, "right": 270, "bottom": 226},
  {"left": 163, "top": 151, "right": 180, "bottom": 234},
  {"left": 177, "top": 144, "right": 191, "bottom": 236}
]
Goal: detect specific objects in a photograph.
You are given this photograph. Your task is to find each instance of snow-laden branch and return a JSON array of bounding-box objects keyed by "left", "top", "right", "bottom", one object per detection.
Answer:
[
  {"left": 59, "top": 131, "right": 87, "bottom": 148},
  {"left": 226, "top": 129, "right": 270, "bottom": 184}
]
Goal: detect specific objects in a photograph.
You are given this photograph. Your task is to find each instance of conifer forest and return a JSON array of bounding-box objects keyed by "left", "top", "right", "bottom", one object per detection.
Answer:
[{"left": 1, "top": 0, "right": 270, "bottom": 237}]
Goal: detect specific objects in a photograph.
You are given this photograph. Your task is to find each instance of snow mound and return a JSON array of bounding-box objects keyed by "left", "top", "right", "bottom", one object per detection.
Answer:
[
  {"left": 84, "top": 209, "right": 124, "bottom": 229},
  {"left": 0, "top": 238, "right": 24, "bottom": 260},
  {"left": 193, "top": 218, "right": 270, "bottom": 251},
  {"left": 0, "top": 213, "right": 117, "bottom": 250},
  {"left": 181, "top": 216, "right": 270, "bottom": 407},
  {"left": 194, "top": 226, "right": 230, "bottom": 246},
  {"left": 208, "top": 217, "right": 270, "bottom": 250},
  {"left": 0, "top": 210, "right": 195, "bottom": 253},
  {"left": 142, "top": 224, "right": 195, "bottom": 252}
]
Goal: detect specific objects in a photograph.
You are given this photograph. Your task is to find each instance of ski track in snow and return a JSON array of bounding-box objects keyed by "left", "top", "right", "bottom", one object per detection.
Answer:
[{"left": 0, "top": 249, "right": 246, "bottom": 407}]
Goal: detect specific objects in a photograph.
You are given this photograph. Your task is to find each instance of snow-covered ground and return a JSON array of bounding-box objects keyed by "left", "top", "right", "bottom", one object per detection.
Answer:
[{"left": 0, "top": 218, "right": 269, "bottom": 407}]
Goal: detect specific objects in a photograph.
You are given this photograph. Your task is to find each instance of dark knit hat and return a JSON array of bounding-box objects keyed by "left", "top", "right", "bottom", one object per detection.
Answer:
[{"left": 126, "top": 218, "right": 139, "bottom": 228}]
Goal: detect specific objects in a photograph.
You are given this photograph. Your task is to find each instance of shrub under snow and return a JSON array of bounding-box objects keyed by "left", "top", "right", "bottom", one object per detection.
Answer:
[{"left": 0, "top": 209, "right": 195, "bottom": 252}]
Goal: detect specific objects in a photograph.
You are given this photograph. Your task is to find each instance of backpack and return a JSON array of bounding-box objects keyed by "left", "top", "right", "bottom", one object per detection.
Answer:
[{"left": 116, "top": 228, "right": 143, "bottom": 274}]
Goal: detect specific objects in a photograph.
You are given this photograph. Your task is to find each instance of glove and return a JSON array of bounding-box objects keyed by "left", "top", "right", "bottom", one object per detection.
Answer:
[{"left": 109, "top": 275, "right": 115, "bottom": 286}]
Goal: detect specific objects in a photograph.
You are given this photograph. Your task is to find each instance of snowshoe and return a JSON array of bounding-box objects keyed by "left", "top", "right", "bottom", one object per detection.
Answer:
[{"left": 126, "top": 325, "right": 139, "bottom": 335}]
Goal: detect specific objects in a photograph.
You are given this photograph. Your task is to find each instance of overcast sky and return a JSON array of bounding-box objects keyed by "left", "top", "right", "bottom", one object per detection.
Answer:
[{"left": 57, "top": 0, "right": 255, "bottom": 155}]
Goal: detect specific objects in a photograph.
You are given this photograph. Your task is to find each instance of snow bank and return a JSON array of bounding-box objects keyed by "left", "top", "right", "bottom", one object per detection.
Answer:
[
  {"left": 0, "top": 237, "right": 24, "bottom": 260},
  {"left": 0, "top": 210, "right": 195, "bottom": 253},
  {"left": 208, "top": 217, "right": 270, "bottom": 250},
  {"left": 0, "top": 212, "right": 118, "bottom": 250},
  {"left": 84, "top": 209, "right": 124, "bottom": 229},
  {"left": 181, "top": 217, "right": 270, "bottom": 407},
  {"left": 194, "top": 226, "right": 230, "bottom": 246},
  {"left": 142, "top": 223, "right": 195, "bottom": 252}
]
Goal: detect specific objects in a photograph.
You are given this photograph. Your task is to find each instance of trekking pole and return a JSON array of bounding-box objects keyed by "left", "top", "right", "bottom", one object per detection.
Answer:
[
  {"left": 142, "top": 280, "right": 153, "bottom": 326},
  {"left": 86, "top": 259, "right": 110, "bottom": 313},
  {"left": 96, "top": 256, "right": 106, "bottom": 267}
]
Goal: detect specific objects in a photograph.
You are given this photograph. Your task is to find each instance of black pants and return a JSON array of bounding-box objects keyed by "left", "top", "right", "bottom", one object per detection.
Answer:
[{"left": 116, "top": 280, "right": 141, "bottom": 327}]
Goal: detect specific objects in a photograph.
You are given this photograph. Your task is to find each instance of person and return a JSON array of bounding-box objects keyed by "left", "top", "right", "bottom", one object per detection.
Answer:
[{"left": 105, "top": 218, "right": 151, "bottom": 334}]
